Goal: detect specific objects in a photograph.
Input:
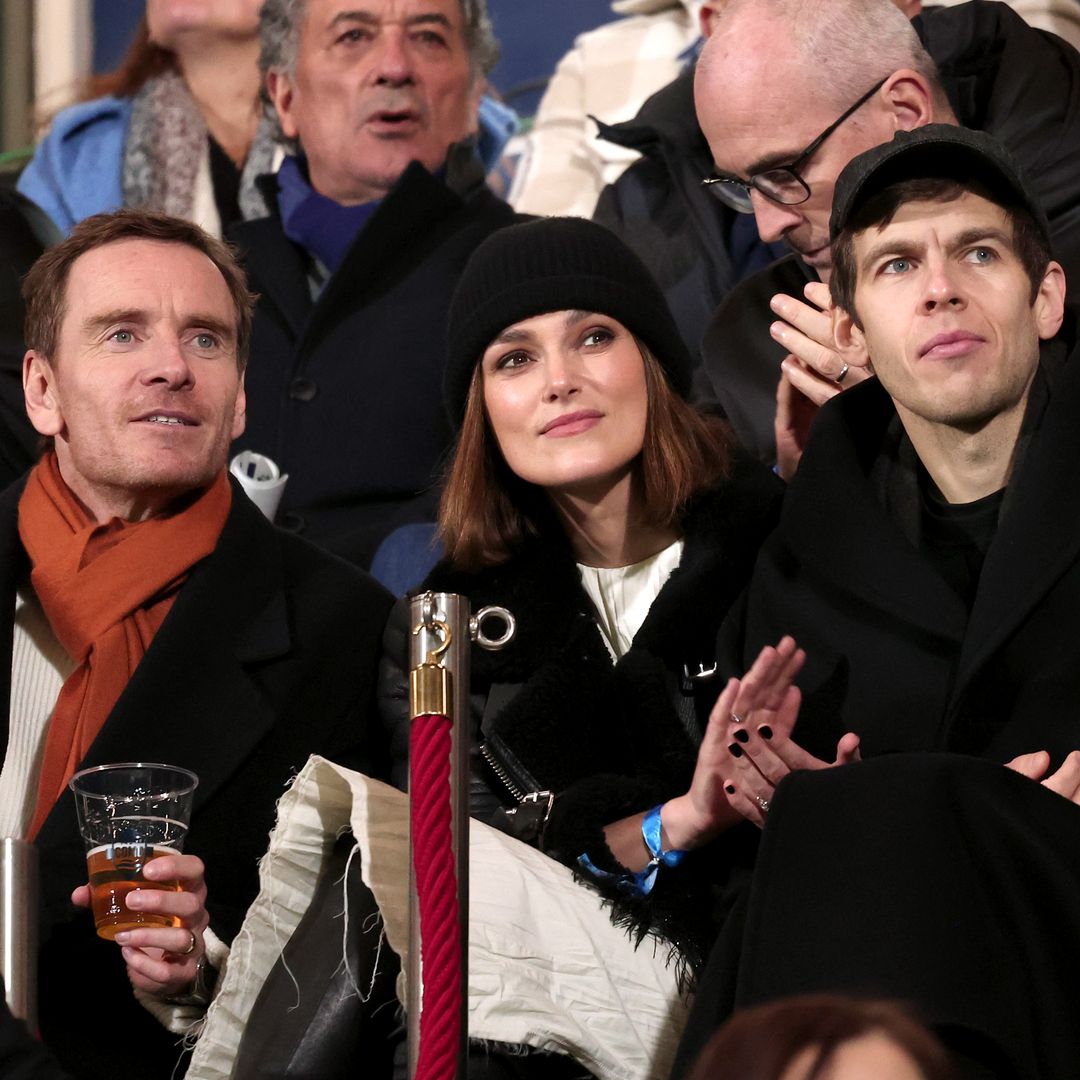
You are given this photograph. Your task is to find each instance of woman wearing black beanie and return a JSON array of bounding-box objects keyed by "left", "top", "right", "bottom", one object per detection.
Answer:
[{"left": 385, "top": 216, "right": 787, "bottom": 990}]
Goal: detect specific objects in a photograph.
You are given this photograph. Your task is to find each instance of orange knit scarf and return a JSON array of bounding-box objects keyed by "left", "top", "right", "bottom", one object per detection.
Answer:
[{"left": 17, "top": 453, "right": 231, "bottom": 839}]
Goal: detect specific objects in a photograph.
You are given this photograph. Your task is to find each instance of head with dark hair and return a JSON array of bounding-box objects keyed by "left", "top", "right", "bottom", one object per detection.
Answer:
[
  {"left": 23, "top": 209, "right": 255, "bottom": 371},
  {"left": 825, "top": 127, "right": 1066, "bottom": 440},
  {"left": 258, "top": 0, "right": 497, "bottom": 202},
  {"left": 439, "top": 217, "right": 730, "bottom": 571},
  {"left": 830, "top": 176, "right": 1053, "bottom": 324},
  {"left": 829, "top": 126, "right": 1054, "bottom": 322},
  {"left": 688, "top": 995, "right": 957, "bottom": 1080},
  {"left": 21, "top": 209, "right": 253, "bottom": 522}
]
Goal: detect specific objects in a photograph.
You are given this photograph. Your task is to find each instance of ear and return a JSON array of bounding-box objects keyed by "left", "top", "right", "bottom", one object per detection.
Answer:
[
  {"left": 879, "top": 69, "right": 936, "bottom": 132},
  {"left": 465, "top": 76, "right": 484, "bottom": 136},
  {"left": 266, "top": 69, "right": 300, "bottom": 141},
  {"left": 1033, "top": 261, "right": 1067, "bottom": 341},
  {"left": 231, "top": 374, "right": 247, "bottom": 441},
  {"left": 23, "top": 351, "right": 65, "bottom": 437},
  {"left": 832, "top": 306, "right": 872, "bottom": 373},
  {"left": 699, "top": 1, "right": 724, "bottom": 37}
]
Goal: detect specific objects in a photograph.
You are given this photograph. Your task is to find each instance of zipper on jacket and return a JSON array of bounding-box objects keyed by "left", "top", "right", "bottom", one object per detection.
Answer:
[{"left": 480, "top": 742, "right": 526, "bottom": 803}]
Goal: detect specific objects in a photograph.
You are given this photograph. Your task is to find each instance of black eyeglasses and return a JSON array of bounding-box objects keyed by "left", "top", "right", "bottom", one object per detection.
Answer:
[{"left": 702, "top": 78, "right": 887, "bottom": 214}]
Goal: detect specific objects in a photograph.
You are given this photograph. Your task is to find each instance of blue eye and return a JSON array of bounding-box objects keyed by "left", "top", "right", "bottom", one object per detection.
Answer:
[
  {"left": 194, "top": 334, "right": 217, "bottom": 350},
  {"left": 882, "top": 258, "right": 911, "bottom": 275},
  {"left": 110, "top": 329, "right": 134, "bottom": 343},
  {"left": 967, "top": 247, "right": 996, "bottom": 264}
]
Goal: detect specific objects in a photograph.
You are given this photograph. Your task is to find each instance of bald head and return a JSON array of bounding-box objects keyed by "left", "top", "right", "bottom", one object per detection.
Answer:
[{"left": 695, "top": 0, "right": 954, "bottom": 275}]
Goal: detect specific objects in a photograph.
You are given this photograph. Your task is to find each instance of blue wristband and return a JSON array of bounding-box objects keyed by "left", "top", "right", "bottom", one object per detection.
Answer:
[
  {"left": 578, "top": 804, "right": 688, "bottom": 897},
  {"left": 631, "top": 804, "right": 689, "bottom": 895}
]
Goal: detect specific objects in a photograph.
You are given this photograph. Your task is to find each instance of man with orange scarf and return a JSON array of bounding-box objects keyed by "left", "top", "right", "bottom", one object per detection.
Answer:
[{"left": 1, "top": 210, "right": 393, "bottom": 1079}]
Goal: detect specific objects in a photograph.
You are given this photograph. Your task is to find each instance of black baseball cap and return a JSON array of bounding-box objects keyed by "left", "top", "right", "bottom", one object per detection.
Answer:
[{"left": 829, "top": 124, "right": 1050, "bottom": 245}]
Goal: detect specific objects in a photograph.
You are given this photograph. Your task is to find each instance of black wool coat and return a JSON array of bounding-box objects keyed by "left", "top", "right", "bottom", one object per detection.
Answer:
[
  {"left": 724, "top": 318, "right": 1080, "bottom": 768},
  {"left": 382, "top": 458, "right": 783, "bottom": 980},
  {"left": 0, "top": 476, "right": 393, "bottom": 1079},
  {"left": 678, "top": 323, "right": 1080, "bottom": 1080},
  {"left": 228, "top": 151, "right": 519, "bottom": 569},
  {"left": 695, "top": 0, "right": 1080, "bottom": 461}
]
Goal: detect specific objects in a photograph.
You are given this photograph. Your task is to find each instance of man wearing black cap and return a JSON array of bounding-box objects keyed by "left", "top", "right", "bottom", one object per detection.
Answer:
[
  {"left": 726, "top": 124, "right": 1073, "bottom": 764},
  {"left": 672, "top": 126, "right": 1080, "bottom": 1080}
]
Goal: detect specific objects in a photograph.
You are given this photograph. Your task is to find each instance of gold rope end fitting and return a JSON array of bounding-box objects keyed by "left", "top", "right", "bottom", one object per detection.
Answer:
[{"left": 410, "top": 620, "right": 453, "bottom": 720}]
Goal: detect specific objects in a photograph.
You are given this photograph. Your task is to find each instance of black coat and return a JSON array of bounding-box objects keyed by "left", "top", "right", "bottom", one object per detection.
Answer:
[
  {"left": 694, "top": 1, "right": 1080, "bottom": 462},
  {"left": 0, "top": 190, "right": 59, "bottom": 489},
  {"left": 229, "top": 153, "right": 518, "bottom": 569},
  {"left": 382, "top": 458, "right": 783, "bottom": 980},
  {"left": 678, "top": 323, "right": 1080, "bottom": 1077},
  {"left": 0, "top": 476, "right": 394, "bottom": 1079},
  {"left": 725, "top": 318, "right": 1080, "bottom": 768}
]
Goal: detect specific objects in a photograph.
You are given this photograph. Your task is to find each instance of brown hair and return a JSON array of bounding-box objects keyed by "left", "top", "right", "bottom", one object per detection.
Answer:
[
  {"left": 831, "top": 176, "right": 1052, "bottom": 325},
  {"left": 687, "top": 995, "right": 957, "bottom": 1080},
  {"left": 83, "top": 19, "right": 176, "bottom": 101},
  {"left": 438, "top": 342, "right": 732, "bottom": 571},
  {"left": 22, "top": 209, "right": 257, "bottom": 371}
]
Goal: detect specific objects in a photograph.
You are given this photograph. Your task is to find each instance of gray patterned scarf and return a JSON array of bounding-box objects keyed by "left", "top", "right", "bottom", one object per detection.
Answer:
[{"left": 122, "top": 69, "right": 278, "bottom": 225}]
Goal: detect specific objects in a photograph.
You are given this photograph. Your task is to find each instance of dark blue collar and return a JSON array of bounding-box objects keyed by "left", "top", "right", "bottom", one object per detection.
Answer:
[{"left": 276, "top": 155, "right": 380, "bottom": 273}]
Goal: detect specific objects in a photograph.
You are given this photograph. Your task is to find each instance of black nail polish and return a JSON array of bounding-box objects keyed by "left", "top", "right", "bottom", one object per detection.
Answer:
[
  {"left": 724, "top": 783, "right": 736, "bottom": 795},
  {"left": 733, "top": 728, "right": 750, "bottom": 744},
  {"left": 758, "top": 725, "right": 773, "bottom": 740},
  {"left": 729, "top": 743, "right": 743, "bottom": 758}
]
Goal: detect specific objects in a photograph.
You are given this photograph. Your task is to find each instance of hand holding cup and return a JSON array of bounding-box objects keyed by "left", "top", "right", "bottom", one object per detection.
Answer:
[{"left": 69, "top": 763, "right": 206, "bottom": 996}]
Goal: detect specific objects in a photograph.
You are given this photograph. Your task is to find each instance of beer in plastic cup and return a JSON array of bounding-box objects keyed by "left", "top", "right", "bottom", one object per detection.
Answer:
[{"left": 69, "top": 763, "right": 198, "bottom": 940}]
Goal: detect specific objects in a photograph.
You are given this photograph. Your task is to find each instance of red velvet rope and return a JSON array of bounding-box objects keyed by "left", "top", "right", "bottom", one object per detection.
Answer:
[{"left": 410, "top": 712, "right": 462, "bottom": 1080}]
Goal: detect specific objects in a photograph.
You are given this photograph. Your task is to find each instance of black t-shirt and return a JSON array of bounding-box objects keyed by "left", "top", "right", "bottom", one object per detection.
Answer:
[{"left": 919, "top": 470, "right": 1005, "bottom": 608}]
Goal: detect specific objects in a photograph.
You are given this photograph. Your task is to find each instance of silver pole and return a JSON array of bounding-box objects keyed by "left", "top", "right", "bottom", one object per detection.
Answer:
[
  {"left": 0, "top": 838, "right": 37, "bottom": 1032},
  {"left": 407, "top": 592, "right": 470, "bottom": 1079}
]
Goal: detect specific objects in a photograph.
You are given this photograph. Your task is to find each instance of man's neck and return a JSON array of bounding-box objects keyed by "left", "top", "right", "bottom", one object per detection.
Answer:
[
  {"left": 898, "top": 395, "right": 1029, "bottom": 505},
  {"left": 56, "top": 465, "right": 208, "bottom": 525}
]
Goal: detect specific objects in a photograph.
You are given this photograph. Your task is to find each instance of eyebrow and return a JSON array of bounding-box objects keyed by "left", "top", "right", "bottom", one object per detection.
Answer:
[
  {"left": 186, "top": 315, "right": 237, "bottom": 343},
  {"left": 328, "top": 9, "right": 453, "bottom": 31},
  {"left": 858, "top": 226, "right": 1015, "bottom": 276},
  {"left": 487, "top": 311, "right": 601, "bottom": 349},
  {"left": 81, "top": 309, "right": 236, "bottom": 343},
  {"left": 82, "top": 309, "right": 146, "bottom": 335},
  {"left": 743, "top": 149, "right": 806, "bottom": 177}
]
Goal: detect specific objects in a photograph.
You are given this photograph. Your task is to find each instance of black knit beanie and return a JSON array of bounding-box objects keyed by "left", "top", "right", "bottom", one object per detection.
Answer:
[{"left": 445, "top": 216, "right": 694, "bottom": 426}]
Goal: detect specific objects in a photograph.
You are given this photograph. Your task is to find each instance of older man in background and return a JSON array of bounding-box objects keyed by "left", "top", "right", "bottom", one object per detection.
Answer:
[
  {"left": 229, "top": 0, "right": 517, "bottom": 570},
  {"left": 689, "top": 0, "right": 1080, "bottom": 469}
]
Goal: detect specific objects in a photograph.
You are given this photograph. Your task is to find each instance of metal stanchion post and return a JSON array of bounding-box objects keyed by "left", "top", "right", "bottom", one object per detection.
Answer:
[
  {"left": 408, "top": 592, "right": 471, "bottom": 1080},
  {"left": 0, "top": 838, "right": 37, "bottom": 1032}
]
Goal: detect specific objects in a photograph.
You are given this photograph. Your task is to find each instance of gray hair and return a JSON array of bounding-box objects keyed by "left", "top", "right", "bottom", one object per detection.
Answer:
[
  {"left": 258, "top": 0, "right": 499, "bottom": 83},
  {"left": 711, "top": 0, "right": 948, "bottom": 113}
]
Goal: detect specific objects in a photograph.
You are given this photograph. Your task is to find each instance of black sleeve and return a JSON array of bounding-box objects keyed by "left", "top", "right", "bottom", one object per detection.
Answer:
[
  {"left": 376, "top": 598, "right": 412, "bottom": 792},
  {"left": 0, "top": 987, "right": 73, "bottom": 1080}
]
